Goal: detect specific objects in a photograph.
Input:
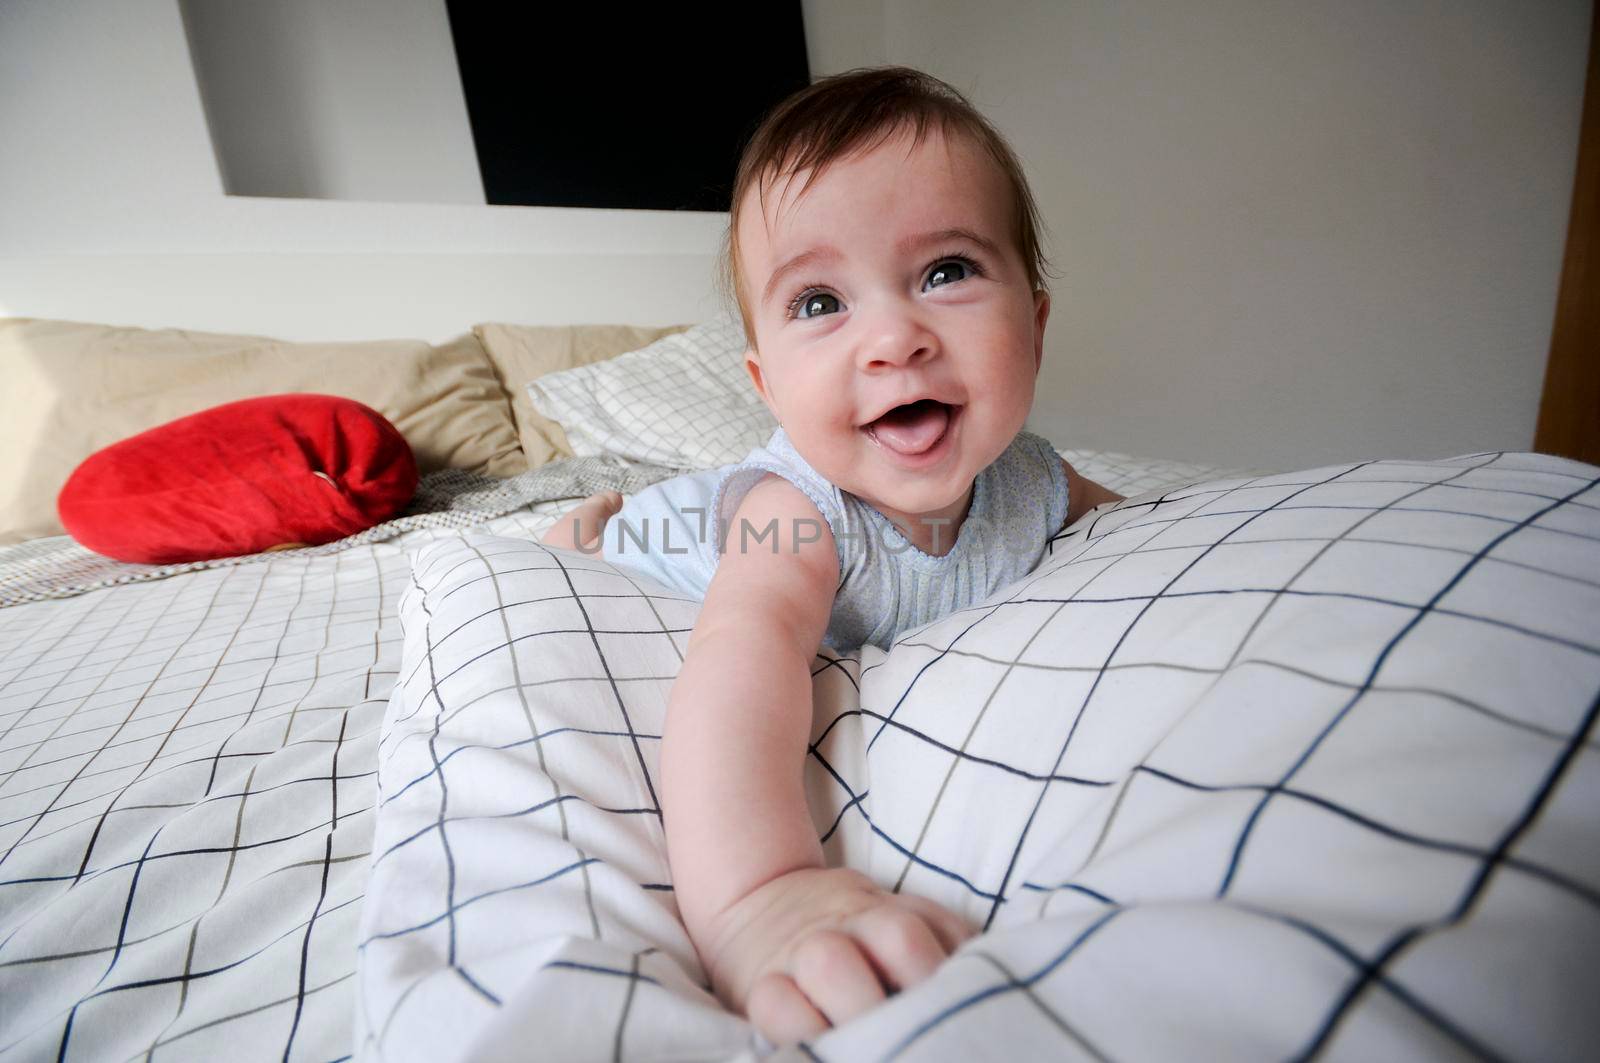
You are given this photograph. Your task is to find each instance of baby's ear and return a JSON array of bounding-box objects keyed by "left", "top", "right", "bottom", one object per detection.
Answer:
[
  {"left": 1031, "top": 290, "right": 1051, "bottom": 373},
  {"left": 744, "top": 349, "right": 777, "bottom": 412}
]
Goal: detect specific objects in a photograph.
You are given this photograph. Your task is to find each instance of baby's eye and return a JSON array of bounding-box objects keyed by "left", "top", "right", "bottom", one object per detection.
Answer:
[
  {"left": 925, "top": 256, "right": 980, "bottom": 290},
  {"left": 790, "top": 291, "right": 843, "bottom": 319}
]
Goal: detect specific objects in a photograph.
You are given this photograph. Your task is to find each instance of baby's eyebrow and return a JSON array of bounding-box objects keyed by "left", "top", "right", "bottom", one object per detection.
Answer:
[
  {"left": 762, "top": 228, "right": 1002, "bottom": 308},
  {"left": 763, "top": 246, "right": 839, "bottom": 308},
  {"left": 897, "top": 227, "right": 1002, "bottom": 259}
]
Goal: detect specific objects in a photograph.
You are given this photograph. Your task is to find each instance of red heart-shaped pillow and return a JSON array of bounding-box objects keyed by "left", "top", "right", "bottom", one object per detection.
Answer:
[{"left": 58, "top": 394, "right": 418, "bottom": 563}]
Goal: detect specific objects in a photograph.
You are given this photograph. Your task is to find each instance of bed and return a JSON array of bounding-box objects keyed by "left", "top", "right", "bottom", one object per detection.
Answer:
[{"left": 1, "top": 315, "right": 1596, "bottom": 1062}]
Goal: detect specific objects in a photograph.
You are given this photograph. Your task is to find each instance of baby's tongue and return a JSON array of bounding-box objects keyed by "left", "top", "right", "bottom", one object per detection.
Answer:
[{"left": 868, "top": 400, "right": 950, "bottom": 455}]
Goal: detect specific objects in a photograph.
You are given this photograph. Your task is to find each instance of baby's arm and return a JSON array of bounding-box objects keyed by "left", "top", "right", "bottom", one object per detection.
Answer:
[
  {"left": 541, "top": 491, "right": 623, "bottom": 551},
  {"left": 662, "top": 475, "right": 972, "bottom": 1044},
  {"left": 1062, "top": 458, "right": 1124, "bottom": 527}
]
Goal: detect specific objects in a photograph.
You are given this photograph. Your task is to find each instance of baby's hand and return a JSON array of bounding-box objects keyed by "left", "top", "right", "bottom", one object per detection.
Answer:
[{"left": 697, "top": 867, "right": 976, "bottom": 1046}]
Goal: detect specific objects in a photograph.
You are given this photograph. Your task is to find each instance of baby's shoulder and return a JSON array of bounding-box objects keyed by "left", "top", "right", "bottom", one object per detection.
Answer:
[
  {"left": 708, "top": 470, "right": 840, "bottom": 637},
  {"left": 978, "top": 430, "right": 1073, "bottom": 532},
  {"left": 724, "top": 472, "right": 834, "bottom": 553},
  {"left": 998, "top": 427, "right": 1059, "bottom": 463},
  {"left": 974, "top": 430, "right": 1064, "bottom": 496}
]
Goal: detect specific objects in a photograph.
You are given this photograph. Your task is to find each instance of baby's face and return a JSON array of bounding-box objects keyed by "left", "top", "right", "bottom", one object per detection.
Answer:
[{"left": 736, "top": 126, "right": 1048, "bottom": 534}]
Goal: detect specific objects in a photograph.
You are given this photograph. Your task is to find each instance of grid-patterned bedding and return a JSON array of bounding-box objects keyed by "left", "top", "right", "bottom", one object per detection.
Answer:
[
  {"left": 1, "top": 450, "right": 1206, "bottom": 1060},
  {"left": 360, "top": 452, "right": 1599, "bottom": 1061},
  {"left": 4, "top": 451, "right": 1595, "bottom": 1061},
  {"left": 0, "top": 494, "right": 595, "bottom": 1061}
]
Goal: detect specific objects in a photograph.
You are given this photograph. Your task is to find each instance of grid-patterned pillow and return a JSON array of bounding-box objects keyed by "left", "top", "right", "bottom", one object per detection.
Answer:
[
  {"left": 358, "top": 451, "right": 1600, "bottom": 1061},
  {"left": 527, "top": 315, "right": 776, "bottom": 469}
]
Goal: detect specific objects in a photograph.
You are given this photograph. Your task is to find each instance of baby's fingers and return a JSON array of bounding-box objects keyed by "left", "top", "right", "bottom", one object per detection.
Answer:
[
  {"left": 791, "top": 929, "right": 888, "bottom": 1029},
  {"left": 892, "top": 893, "right": 978, "bottom": 954},
  {"left": 747, "top": 971, "right": 827, "bottom": 1046},
  {"left": 849, "top": 906, "right": 947, "bottom": 990}
]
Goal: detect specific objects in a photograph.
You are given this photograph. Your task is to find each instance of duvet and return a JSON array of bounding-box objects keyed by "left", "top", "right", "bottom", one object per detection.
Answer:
[
  {"left": 363, "top": 452, "right": 1598, "bottom": 1061},
  {"left": 3, "top": 451, "right": 1596, "bottom": 1062}
]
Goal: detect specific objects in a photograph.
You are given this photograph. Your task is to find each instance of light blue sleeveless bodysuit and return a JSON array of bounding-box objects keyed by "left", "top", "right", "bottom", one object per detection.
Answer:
[{"left": 598, "top": 427, "right": 1070, "bottom": 649}]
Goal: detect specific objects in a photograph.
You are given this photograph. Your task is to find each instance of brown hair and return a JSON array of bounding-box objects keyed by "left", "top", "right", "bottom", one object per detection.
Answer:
[{"left": 722, "top": 66, "right": 1051, "bottom": 349}]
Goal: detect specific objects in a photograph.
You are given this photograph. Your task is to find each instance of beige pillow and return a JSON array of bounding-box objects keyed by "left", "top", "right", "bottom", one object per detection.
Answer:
[
  {"left": 0, "top": 319, "right": 525, "bottom": 544},
  {"left": 473, "top": 322, "right": 690, "bottom": 469}
]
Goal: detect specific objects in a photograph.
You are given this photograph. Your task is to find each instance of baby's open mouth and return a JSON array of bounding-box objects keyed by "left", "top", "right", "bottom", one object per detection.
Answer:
[{"left": 862, "top": 399, "right": 960, "bottom": 457}]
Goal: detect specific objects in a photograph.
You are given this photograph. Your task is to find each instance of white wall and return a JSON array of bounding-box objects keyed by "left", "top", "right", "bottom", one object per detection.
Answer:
[
  {"left": 805, "top": 0, "right": 1590, "bottom": 466},
  {"left": 181, "top": 0, "right": 484, "bottom": 204},
  {"left": 1, "top": 0, "right": 1591, "bottom": 467}
]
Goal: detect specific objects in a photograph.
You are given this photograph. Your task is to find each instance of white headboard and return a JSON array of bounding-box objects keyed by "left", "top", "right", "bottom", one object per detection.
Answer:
[{"left": 0, "top": 254, "right": 729, "bottom": 344}]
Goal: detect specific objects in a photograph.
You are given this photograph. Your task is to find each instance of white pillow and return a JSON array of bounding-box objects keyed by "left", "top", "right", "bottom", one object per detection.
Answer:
[
  {"left": 360, "top": 451, "right": 1600, "bottom": 1060},
  {"left": 527, "top": 315, "right": 777, "bottom": 469}
]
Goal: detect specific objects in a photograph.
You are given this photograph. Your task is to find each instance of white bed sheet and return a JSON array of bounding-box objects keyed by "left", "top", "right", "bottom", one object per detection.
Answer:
[
  {"left": 6, "top": 449, "right": 1595, "bottom": 1062},
  {"left": 0, "top": 506, "right": 568, "bottom": 1061},
  {"left": 0, "top": 453, "right": 683, "bottom": 1061}
]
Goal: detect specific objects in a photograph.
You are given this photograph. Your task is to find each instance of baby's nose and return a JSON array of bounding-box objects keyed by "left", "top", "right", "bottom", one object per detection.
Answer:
[{"left": 857, "top": 313, "right": 937, "bottom": 370}]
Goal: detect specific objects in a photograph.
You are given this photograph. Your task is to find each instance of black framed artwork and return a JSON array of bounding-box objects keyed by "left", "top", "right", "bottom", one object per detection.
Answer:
[{"left": 446, "top": 3, "right": 812, "bottom": 212}]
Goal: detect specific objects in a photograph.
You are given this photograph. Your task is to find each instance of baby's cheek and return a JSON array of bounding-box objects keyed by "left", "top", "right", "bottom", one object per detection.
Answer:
[
  {"left": 974, "top": 368, "right": 1031, "bottom": 411},
  {"left": 1005, "top": 363, "right": 1039, "bottom": 408}
]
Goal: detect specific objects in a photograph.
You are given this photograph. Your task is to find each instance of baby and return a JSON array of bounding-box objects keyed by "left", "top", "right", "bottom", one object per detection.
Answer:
[{"left": 543, "top": 67, "right": 1121, "bottom": 1045}]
